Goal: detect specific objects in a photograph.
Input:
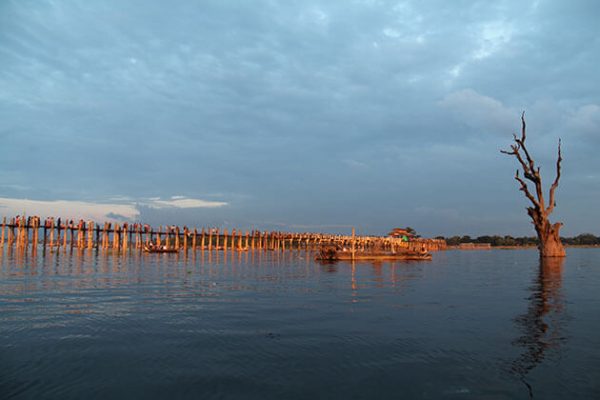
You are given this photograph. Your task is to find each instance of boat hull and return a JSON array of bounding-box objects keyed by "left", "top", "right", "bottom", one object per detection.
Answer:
[
  {"left": 143, "top": 246, "right": 179, "bottom": 253},
  {"left": 315, "top": 249, "right": 432, "bottom": 262}
]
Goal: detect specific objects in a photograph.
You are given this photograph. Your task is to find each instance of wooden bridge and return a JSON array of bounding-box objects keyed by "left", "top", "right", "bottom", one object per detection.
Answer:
[{"left": 0, "top": 216, "right": 446, "bottom": 254}]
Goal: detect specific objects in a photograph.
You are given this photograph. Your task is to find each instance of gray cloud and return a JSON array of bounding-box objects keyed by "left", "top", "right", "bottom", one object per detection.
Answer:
[{"left": 1, "top": 0, "right": 599, "bottom": 236}]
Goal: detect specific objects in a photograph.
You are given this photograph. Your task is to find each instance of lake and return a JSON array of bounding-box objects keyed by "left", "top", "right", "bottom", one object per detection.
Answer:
[{"left": 1, "top": 247, "right": 599, "bottom": 399}]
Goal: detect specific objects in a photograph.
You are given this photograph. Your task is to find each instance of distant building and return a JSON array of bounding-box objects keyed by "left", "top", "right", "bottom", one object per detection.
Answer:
[{"left": 387, "top": 228, "right": 415, "bottom": 241}]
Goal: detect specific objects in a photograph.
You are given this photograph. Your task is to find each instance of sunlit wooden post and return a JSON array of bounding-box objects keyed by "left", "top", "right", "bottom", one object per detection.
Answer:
[
  {"left": 351, "top": 227, "right": 356, "bottom": 261},
  {"left": 78, "top": 220, "right": 83, "bottom": 247},
  {"left": 5, "top": 217, "right": 12, "bottom": 246},
  {"left": 101, "top": 223, "right": 107, "bottom": 249},
  {"left": 134, "top": 224, "right": 140, "bottom": 249},
  {"left": 30, "top": 218, "right": 36, "bottom": 250},
  {"left": 29, "top": 218, "right": 34, "bottom": 248},
  {"left": 37, "top": 217, "right": 42, "bottom": 247},
  {"left": 25, "top": 217, "right": 31, "bottom": 248},
  {"left": 102, "top": 223, "right": 107, "bottom": 249},
  {"left": 76, "top": 221, "right": 82, "bottom": 248},
  {"left": 16, "top": 218, "right": 22, "bottom": 249},
  {"left": 15, "top": 218, "right": 22, "bottom": 249},
  {"left": 49, "top": 219, "right": 55, "bottom": 248},
  {"left": 122, "top": 223, "right": 128, "bottom": 251},
  {"left": 120, "top": 223, "right": 125, "bottom": 250},
  {"left": 132, "top": 224, "right": 137, "bottom": 249},
  {"left": 66, "top": 220, "right": 73, "bottom": 248},
  {"left": 62, "top": 221, "right": 67, "bottom": 248},
  {"left": 32, "top": 217, "right": 39, "bottom": 248},
  {"left": 87, "top": 221, "right": 94, "bottom": 249},
  {"left": 113, "top": 223, "right": 120, "bottom": 250},
  {"left": 94, "top": 224, "right": 100, "bottom": 249},
  {"left": 8, "top": 218, "right": 14, "bottom": 246},
  {"left": 21, "top": 218, "right": 29, "bottom": 249},
  {"left": 41, "top": 218, "right": 48, "bottom": 248},
  {"left": 128, "top": 224, "right": 133, "bottom": 248},
  {"left": 0, "top": 216, "right": 5, "bottom": 246}
]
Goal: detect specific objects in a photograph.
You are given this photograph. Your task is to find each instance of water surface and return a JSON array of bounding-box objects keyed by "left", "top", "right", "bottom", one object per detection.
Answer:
[{"left": 1, "top": 248, "right": 599, "bottom": 399}]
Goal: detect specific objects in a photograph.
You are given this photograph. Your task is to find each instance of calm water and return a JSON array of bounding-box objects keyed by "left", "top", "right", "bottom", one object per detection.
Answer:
[{"left": 1, "top": 247, "right": 599, "bottom": 399}]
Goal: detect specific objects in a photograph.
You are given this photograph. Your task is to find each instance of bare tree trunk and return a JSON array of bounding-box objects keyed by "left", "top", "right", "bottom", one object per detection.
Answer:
[
  {"left": 537, "top": 222, "right": 565, "bottom": 257},
  {"left": 502, "top": 113, "right": 566, "bottom": 258}
]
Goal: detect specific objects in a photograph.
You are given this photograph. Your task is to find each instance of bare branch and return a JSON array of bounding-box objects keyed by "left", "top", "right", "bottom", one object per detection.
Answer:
[
  {"left": 546, "top": 139, "right": 562, "bottom": 214},
  {"left": 527, "top": 206, "right": 540, "bottom": 225},
  {"left": 517, "top": 112, "right": 537, "bottom": 175},
  {"left": 515, "top": 170, "right": 540, "bottom": 208}
]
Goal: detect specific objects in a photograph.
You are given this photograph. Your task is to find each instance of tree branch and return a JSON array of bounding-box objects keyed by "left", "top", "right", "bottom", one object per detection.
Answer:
[
  {"left": 546, "top": 139, "right": 562, "bottom": 214},
  {"left": 515, "top": 170, "right": 540, "bottom": 208},
  {"left": 517, "top": 112, "right": 537, "bottom": 173},
  {"left": 501, "top": 141, "right": 534, "bottom": 180}
]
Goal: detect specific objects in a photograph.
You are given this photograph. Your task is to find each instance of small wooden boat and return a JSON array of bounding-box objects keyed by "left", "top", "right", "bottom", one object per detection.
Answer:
[
  {"left": 315, "top": 246, "right": 432, "bottom": 262},
  {"left": 143, "top": 245, "right": 179, "bottom": 253}
]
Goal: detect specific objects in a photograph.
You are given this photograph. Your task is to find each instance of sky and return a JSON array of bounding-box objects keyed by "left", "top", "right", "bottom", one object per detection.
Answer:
[{"left": 0, "top": 0, "right": 599, "bottom": 237}]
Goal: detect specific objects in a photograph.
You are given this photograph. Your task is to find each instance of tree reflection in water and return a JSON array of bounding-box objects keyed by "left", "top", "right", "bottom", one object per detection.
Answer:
[{"left": 511, "top": 257, "right": 567, "bottom": 398}]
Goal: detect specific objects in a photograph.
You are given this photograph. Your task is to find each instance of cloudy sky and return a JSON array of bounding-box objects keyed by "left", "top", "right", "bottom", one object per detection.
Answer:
[{"left": 0, "top": 0, "right": 599, "bottom": 237}]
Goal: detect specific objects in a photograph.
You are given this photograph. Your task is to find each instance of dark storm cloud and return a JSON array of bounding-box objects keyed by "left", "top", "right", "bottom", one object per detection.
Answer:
[{"left": 0, "top": 0, "right": 599, "bottom": 236}]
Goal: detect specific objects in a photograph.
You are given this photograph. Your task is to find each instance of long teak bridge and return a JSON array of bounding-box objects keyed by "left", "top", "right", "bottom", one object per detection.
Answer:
[{"left": 0, "top": 216, "right": 446, "bottom": 253}]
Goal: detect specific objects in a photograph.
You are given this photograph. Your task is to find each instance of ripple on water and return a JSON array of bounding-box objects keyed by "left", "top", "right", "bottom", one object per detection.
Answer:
[{"left": 0, "top": 249, "right": 599, "bottom": 399}]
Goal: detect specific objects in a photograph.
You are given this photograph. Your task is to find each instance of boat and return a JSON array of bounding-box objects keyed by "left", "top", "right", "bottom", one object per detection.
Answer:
[
  {"left": 315, "top": 245, "right": 432, "bottom": 262},
  {"left": 143, "top": 244, "right": 179, "bottom": 253}
]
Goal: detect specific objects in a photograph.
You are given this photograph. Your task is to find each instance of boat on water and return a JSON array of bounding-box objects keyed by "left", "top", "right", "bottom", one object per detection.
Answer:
[
  {"left": 315, "top": 246, "right": 432, "bottom": 262},
  {"left": 143, "top": 244, "right": 179, "bottom": 253}
]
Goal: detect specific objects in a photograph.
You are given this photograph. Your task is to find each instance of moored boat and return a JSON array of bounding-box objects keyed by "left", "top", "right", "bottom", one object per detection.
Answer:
[
  {"left": 315, "top": 246, "right": 431, "bottom": 261},
  {"left": 143, "top": 244, "right": 179, "bottom": 253}
]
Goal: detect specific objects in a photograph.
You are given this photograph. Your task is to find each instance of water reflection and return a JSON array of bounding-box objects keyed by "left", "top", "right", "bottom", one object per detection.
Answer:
[{"left": 511, "top": 257, "right": 566, "bottom": 398}]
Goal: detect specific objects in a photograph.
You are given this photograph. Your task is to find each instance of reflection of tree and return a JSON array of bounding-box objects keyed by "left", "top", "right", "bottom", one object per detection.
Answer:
[{"left": 511, "top": 257, "right": 566, "bottom": 398}]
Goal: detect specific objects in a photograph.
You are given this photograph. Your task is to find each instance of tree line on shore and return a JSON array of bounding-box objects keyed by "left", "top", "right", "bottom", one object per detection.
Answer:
[{"left": 435, "top": 234, "right": 600, "bottom": 247}]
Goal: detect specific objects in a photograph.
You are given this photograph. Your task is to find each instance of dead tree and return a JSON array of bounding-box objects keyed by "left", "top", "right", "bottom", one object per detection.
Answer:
[{"left": 501, "top": 113, "right": 565, "bottom": 257}]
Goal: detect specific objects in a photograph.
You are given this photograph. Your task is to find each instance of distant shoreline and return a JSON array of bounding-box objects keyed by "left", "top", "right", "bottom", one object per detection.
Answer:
[{"left": 448, "top": 244, "right": 600, "bottom": 250}]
